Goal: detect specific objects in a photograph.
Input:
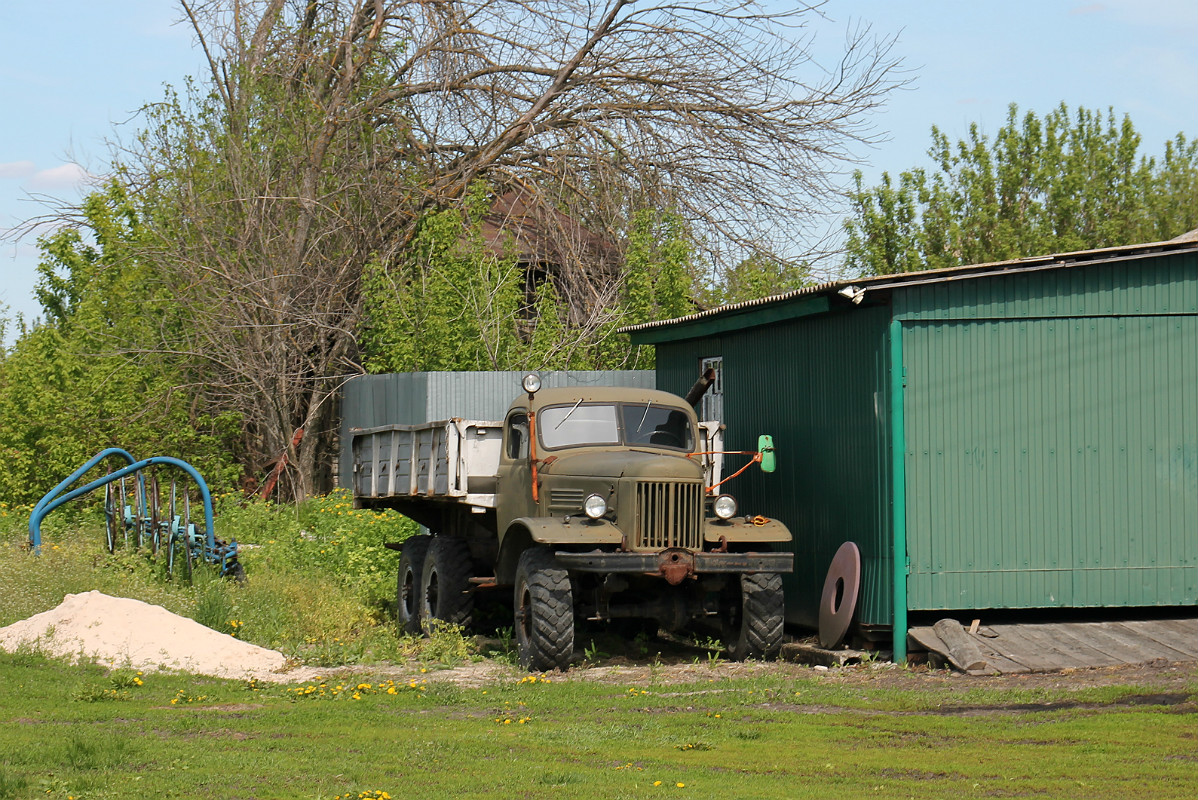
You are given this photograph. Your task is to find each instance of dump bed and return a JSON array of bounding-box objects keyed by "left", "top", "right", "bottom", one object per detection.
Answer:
[
  {"left": 351, "top": 418, "right": 724, "bottom": 509},
  {"left": 351, "top": 419, "right": 503, "bottom": 508}
]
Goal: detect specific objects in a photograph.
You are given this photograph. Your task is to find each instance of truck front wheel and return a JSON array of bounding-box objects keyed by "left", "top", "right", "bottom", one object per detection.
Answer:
[
  {"left": 514, "top": 548, "right": 574, "bottom": 671},
  {"left": 724, "top": 572, "right": 784, "bottom": 661},
  {"left": 398, "top": 534, "right": 432, "bottom": 634},
  {"left": 420, "top": 536, "right": 475, "bottom": 630}
]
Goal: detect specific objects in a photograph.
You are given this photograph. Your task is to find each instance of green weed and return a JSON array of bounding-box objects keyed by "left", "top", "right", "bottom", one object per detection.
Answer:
[
  {"left": 407, "top": 619, "right": 477, "bottom": 666},
  {"left": 0, "top": 769, "right": 29, "bottom": 800}
]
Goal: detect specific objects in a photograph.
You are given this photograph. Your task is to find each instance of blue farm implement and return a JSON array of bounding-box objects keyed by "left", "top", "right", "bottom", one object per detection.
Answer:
[{"left": 29, "top": 448, "right": 242, "bottom": 581}]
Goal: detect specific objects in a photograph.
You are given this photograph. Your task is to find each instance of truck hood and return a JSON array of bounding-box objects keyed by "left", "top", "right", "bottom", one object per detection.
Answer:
[{"left": 543, "top": 449, "right": 703, "bottom": 480}]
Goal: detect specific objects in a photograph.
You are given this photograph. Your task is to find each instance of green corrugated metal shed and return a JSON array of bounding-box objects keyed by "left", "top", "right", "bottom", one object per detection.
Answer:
[{"left": 626, "top": 239, "right": 1198, "bottom": 656}]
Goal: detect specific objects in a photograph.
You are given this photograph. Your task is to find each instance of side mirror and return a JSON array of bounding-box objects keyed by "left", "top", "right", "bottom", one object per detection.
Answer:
[{"left": 757, "top": 434, "right": 776, "bottom": 473}]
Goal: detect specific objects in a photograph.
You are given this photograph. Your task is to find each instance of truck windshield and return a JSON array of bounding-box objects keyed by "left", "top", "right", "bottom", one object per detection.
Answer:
[
  {"left": 537, "top": 403, "right": 694, "bottom": 451},
  {"left": 622, "top": 404, "right": 693, "bottom": 450}
]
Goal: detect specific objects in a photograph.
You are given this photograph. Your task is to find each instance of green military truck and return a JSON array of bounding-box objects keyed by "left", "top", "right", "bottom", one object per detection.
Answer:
[{"left": 349, "top": 373, "right": 792, "bottom": 671}]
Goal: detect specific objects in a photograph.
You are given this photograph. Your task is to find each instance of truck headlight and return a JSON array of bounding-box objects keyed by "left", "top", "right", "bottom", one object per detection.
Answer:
[
  {"left": 522, "top": 373, "right": 541, "bottom": 394},
  {"left": 583, "top": 493, "right": 607, "bottom": 520},
  {"left": 713, "top": 494, "right": 737, "bottom": 520}
]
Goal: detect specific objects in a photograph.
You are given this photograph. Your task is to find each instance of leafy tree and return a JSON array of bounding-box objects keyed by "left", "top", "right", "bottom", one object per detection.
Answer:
[
  {"left": 23, "top": 0, "right": 901, "bottom": 500},
  {"left": 0, "top": 183, "right": 239, "bottom": 505},
  {"left": 706, "top": 254, "right": 814, "bottom": 307},
  {"left": 361, "top": 197, "right": 701, "bottom": 373},
  {"left": 845, "top": 103, "right": 1198, "bottom": 276},
  {"left": 617, "top": 210, "right": 699, "bottom": 369},
  {"left": 360, "top": 185, "right": 526, "bottom": 373}
]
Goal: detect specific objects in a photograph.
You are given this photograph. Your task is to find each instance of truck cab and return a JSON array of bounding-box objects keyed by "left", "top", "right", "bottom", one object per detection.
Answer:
[{"left": 492, "top": 378, "right": 792, "bottom": 669}]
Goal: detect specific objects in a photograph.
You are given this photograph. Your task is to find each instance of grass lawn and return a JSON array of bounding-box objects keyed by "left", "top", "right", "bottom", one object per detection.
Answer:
[
  {"left": 2, "top": 650, "right": 1196, "bottom": 800},
  {"left": 4, "top": 501, "right": 1196, "bottom": 799}
]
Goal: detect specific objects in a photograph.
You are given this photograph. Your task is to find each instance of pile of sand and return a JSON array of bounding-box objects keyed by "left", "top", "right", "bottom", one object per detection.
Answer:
[{"left": 0, "top": 590, "right": 309, "bottom": 682}]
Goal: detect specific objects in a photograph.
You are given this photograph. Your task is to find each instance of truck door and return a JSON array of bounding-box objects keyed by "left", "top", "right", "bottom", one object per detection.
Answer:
[{"left": 496, "top": 409, "right": 534, "bottom": 537}]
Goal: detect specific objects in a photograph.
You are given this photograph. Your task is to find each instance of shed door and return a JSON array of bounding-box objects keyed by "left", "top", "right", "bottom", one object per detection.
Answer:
[{"left": 902, "top": 316, "right": 1197, "bottom": 611}]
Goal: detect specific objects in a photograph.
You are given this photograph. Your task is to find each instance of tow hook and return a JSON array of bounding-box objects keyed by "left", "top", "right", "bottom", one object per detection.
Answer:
[{"left": 657, "top": 548, "right": 694, "bottom": 585}]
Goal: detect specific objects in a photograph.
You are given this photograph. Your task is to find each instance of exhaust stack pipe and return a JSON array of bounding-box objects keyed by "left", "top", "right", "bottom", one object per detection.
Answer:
[{"left": 684, "top": 368, "right": 717, "bottom": 408}]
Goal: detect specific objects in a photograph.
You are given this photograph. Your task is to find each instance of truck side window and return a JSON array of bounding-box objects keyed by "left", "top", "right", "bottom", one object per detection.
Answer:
[{"left": 506, "top": 413, "right": 529, "bottom": 459}]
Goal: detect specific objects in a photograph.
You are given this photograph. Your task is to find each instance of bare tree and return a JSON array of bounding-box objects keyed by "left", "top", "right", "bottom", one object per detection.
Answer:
[{"left": 124, "top": 0, "right": 903, "bottom": 499}]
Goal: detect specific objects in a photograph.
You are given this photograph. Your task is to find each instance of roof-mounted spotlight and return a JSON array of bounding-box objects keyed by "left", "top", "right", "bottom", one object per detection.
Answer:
[
  {"left": 522, "top": 373, "right": 542, "bottom": 395},
  {"left": 838, "top": 285, "right": 866, "bottom": 305}
]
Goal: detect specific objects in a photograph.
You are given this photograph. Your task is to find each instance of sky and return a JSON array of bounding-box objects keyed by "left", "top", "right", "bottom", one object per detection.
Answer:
[{"left": 1, "top": 0, "right": 1196, "bottom": 340}]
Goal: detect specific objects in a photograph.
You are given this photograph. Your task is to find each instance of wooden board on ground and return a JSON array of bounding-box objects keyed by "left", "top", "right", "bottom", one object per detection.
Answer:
[
  {"left": 781, "top": 641, "right": 877, "bottom": 668},
  {"left": 1117, "top": 619, "right": 1198, "bottom": 658},
  {"left": 907, "top": 617, "right": 1198, "bottom": 675}
]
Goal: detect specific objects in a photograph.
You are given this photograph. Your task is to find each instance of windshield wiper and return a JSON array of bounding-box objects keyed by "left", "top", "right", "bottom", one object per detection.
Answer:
[
  {"left": 554, "top": 399, "right": 584, "bottom": 430},
  {"left": 636, "top": 399, "right": 653, "bottom": 433}
]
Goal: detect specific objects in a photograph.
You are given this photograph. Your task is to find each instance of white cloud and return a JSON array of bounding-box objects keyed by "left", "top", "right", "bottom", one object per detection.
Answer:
[
  {"left": 0, "top": 161, "right": 36, "bottom": 180},
  {"left": 1097, "top": 0, "right": 1198, "bottom": 28},
  {"left": 25, "top": 163, "right": 92, "bottom": 191}
]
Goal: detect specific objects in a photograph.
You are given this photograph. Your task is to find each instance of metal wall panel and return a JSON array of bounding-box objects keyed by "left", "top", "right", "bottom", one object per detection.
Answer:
[
  {"left": 339, "top": 371, "right": 655, "bottom": 487},
  {"left": 893, "top": 253, "right": 1198, "bottom": 321},
  {"left": 656, "top": 305, "right": 894, "bottom": 628},
  {"left": 903, "top": 316, "right": 1198, "bottom": 610},
  {"left": 643, "top": 250, "right": 1196, "bottom": 633}
]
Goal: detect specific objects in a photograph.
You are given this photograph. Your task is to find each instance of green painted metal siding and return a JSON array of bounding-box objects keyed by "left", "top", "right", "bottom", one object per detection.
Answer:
[
  {"left": 641, "top": 247, "right": 1197, "bottom": 632},
  {"left": 655, "top": 306, "right": 895, "bottom": 628},
  {"left": 892, "top": 252, "right": 1198, "bottom": 321},
  {"left": 902, "top": 315, "right": 1198, "bottom": 610}
]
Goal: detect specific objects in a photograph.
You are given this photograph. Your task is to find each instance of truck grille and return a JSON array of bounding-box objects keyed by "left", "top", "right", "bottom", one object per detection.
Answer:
[{"left": 634, "top": 481, "right": 703, "bottom": 552}]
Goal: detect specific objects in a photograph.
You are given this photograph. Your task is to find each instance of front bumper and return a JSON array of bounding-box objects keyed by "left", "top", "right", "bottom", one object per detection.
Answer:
[{"left": 552, "top": 549, "right": 793, "bottom": 584}]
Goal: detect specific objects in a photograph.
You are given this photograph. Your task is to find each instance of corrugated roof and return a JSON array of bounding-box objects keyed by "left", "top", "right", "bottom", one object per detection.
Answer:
[
  {"left": 1170, "top": 227, "right": 1198, "bottom": 243},
  {"left": 619, "top": 237, "right": 1198, "bottom": 334}
]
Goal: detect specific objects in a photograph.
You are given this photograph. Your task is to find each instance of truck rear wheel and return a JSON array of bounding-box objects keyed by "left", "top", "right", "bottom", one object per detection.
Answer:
[
  {"left": 724, "top": 572, "right": 784, "bottom": 661},
  {"left": 514, "top": 548, "right": 574, "bottom": 671},
  {"left": 420, "top": 536, "right": 475, "bottom": 630},
  {"left": 398, "top": 534, "right": 432, "bottom": 634}
]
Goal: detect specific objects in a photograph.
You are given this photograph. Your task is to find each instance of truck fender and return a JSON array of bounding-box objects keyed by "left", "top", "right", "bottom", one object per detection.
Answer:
[
  {"left": 496, "top": 517, "right": 626, "bottom": 584},
  {"left": 496, "top": 523, "right": 533, "bottom": 585},
  {"left": 703, "top": 516, "right": 792, "bottom": 544},
  {"left": 517, "top": 516, "right": 626, "bottom": 547}
]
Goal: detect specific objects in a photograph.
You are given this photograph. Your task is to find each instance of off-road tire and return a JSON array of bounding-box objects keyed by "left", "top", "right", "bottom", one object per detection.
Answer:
[
  {"left": 724, "top": 572, "right": 784, "bottom": 661},
  {"left": 397, "top": 534, "right": 432, "bottom": 634},
  {"left": 420, "top": 536, "right": 475, "bottom": 631},
  {"left": 514, "top": 548, "right": 574, "bottom": 671}
]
